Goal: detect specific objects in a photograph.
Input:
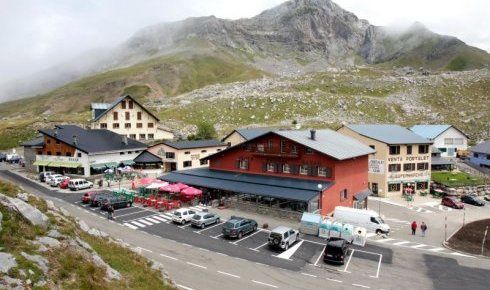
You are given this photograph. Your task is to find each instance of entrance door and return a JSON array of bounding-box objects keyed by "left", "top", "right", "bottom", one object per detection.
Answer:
[
  {"left": 371, "top": 183, "right": 378, "bottom": 195},
  {"left": 170, "top": 162, "right": 177, "bottom": 171}
]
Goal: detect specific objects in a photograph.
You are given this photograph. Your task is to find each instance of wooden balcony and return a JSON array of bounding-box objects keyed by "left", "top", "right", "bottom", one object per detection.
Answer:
[{"left": 251, "top": 150, "right": 298, "bottom": 158}]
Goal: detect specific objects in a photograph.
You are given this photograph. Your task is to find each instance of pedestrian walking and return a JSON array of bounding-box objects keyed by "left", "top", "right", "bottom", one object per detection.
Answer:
[
  {"left": 107, "top": 203, "right": 114, "bottom": 220},
  {"left": 411, "top": 221, "right": 417, "bottom": 235},
  {"left": 420, "top": 222, "right": 427, "bottom": 237}
]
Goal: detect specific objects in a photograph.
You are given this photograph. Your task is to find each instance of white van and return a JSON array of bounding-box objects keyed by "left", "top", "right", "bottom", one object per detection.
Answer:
[
  {"left": 333, "top": 206, "right": 390, "bottom": 235},
  {"left": 68, "top": 179, "right": 93, "bottom": 191},
  {"left": 172, "top": 208, "right": 196, "bottom": 225}
]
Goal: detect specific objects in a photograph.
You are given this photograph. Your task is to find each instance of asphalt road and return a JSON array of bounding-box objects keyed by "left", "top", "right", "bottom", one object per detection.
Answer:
[{"left": 1, "top": 168, "right": 490, "bottom": 290}]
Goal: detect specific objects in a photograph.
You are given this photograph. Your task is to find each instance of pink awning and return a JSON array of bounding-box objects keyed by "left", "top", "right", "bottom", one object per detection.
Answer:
[
  {"left": 139, "top": 177, "right": 156, "bottom": 186},
  {"left": 159, "top": 184, "right": 181, "bottom": 193},
  {"left": 181, "top": 187, "right": 203, "bottom": 196},
  {"left": 175, "top": 182, "right": 189, "bottom": 190}
]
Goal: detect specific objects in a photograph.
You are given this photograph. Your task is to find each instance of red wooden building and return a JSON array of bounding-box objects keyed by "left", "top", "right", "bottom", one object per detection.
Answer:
[{"left": 161, "top": 129, "right": 375, "bottom": 215}]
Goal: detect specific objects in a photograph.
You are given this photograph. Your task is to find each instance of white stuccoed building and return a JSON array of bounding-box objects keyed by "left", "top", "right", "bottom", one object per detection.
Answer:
[{"left": 410, "top": 125, "right": 468, "bottom": 157}]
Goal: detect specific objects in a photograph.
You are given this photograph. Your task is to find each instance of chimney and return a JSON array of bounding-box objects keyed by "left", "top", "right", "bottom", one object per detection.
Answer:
[
  {"left": 310, "top": 129, "right": 316, "bottom": 140},
  {"left": 122, "top": 135, "right": 128, "bottom": 145},
  {"left": 73, "top": 135, "right": 78, "bottom": 146}
]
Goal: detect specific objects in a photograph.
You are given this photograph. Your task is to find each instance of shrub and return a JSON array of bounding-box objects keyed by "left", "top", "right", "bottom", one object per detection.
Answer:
[{"left": 262, "top": 223, "right": 269, "bottom": 229}]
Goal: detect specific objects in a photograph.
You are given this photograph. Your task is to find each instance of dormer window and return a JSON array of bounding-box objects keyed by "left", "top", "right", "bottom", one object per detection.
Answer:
[
  {"left": 128, "top": 100, "right": 134, "bottom": 109},
  {"left": 121, "top": 101, "right": 126, "bottom": 109}
]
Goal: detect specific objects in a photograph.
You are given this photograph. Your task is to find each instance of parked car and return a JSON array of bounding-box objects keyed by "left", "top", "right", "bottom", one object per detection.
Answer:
[
  {"left": 46, "top": 174, "right": 64, "bottom": 186},
  {"left": 222, "top": 216, "right": 258, "bottom": 239},
  {"left": 268, "top": 226, "right": 299, "bottom": 250},
  {"left": 100, "top": 196, "right": 131, "bottom": 211},
  {"left": 90, "top": 193, "right": 114, "bottom": 207},
  {"left": 68, "top": 179, "right": 93, "bottom": 191},
  {"left": 172, "top": 208, "right": 197, "bottom": 225},
  {"left": 323, "top": 237, "right": 349, "bottom": 265},
  {"left": 49, "top": 176, "right": 69, "bottom": 187},
  {"left": 441, "top": 196, "right": 464, "bottom": 209},
  {"left": 191, "top": 212, "right": 220, "bottom": 229},
  {"left": 39, "top": 171, "right": 55, "bottom": 182},
  {"left": 461, "top": 195, "right": 485, "bottom": 206},
  {"left": 0, "top": 153, "right": 6, "bottom": 162},
  {"left": 82, "top": 191, "right": 99, "bottom": 204},
  {"left": 59, "top": 178, "right": 71, "bottom": 189}
]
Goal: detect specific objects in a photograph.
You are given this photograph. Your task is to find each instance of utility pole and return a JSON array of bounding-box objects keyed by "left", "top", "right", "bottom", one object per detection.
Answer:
[
  {"left": 444, "top": 215, "right": 447, "bottom": 242},
  {"left": 482, "top": 226, "right": 488, "bottom": 256}
]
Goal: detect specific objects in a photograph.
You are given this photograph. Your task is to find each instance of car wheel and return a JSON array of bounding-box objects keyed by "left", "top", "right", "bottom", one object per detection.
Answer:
[
  {"left": 238, "top": 232, "right": 243, "bottom": 239},
  {"left": 201, "top": 223, "right": 205, "bottom": 229},
  {"left": 181, "top": 220, "right": 186, "bottom": 225},
  {"left": 216, "top": 218, "right": 220, "bottom": 224},
  {"left": 253, "top": 224, "right": 257, "bottom": 231},
  {"left": 376, "top": 229, "right": 382, "bottom": 235},
  {"left": 284, "top": 243, "right": 289, "bottom": 250}
]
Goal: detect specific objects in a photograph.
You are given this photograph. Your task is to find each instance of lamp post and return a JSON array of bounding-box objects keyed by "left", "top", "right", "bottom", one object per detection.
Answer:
[{"left": 317, "top": 184, "right": 323, "bottom": 214}]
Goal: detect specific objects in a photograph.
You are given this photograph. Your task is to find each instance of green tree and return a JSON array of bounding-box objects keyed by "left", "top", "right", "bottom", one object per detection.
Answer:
[{"left": 189, "top": 121, "right": 216, "bottom": 140}]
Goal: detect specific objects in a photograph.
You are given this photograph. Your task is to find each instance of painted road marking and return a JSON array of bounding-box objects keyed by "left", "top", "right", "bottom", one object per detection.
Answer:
[
  {"left": 212, "top": 234, "right": 224, "bottom": 239},
  {"left": 392, "top": 241, "right": 411, "bottom": 246},
  {"left": 153, "top": 216, "right": 170, "bottom": 222},
  {"left": 411, "top": 244, "right": 428, "bottom": 249},
  {"left": 428, "top": 247, "right": 445, "bottom": 252},
  {"left": 374, "top": 238, "right": 395, "bottom": 243},
  {"left": 352, "top": 283, "right": 370, "bottom": 288},
  {"left": 217, "top": 270, "right": 240, "bottom": 278},
  {"left": 252, "top": 280, "right": 278, "bottom": 288},
  {"left": 251, "top": 242, "right": 269, "bottom": 251},
  {"left": 178, "top": 223, "right": 192, "bottom": 229},
  {"left": 450, "top": 252, "right": 474, "bottom": 258},
  {"left": 276, "top": 240, "right": 304, "bottom": 260},
  {"left": 186, "top": 262, "right": 207, "bottom": 269},
  {"left": 327, "top": 278, "right": 342, "bottom": 283},
  {"left": 123, "top": 223, "right": 138, "bottom": 229},
  {"left": 138, "top": 219, "right": 154, "bottom": 226},
  {"left": 158, "top": 214, "right": 173, "bottom": 220},
  {"left": 131, "top": 221, "right": 146, "bottom": 228},
  {"left": 159, "top": 253, "right": 178, "bottom": 261},
  {"left": 232, "top": 229, "right": 263, "bottom": 245},
  {"left": 313, "top": 245, "right": 326, "bottom": 267},
  {"left": 196, "top": 221, "right": 226, "bottom": 234},
  {"left": 145, "top": 217, "right": 161, "bottom": 223},
  {"left": 341, "top": 249, "right": 354, "bottom": 273},
  {"left": 176, "top": 284, "right": 195, "bottom": 290},
  {"left": 301, "top": 273, "right": 317, "bottom": 278}
]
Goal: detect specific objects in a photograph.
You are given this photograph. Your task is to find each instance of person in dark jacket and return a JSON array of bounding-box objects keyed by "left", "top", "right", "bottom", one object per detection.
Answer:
[
  {"left": 411, "top": 221, "right": 417, "bottom": 235},
  {"left": 420, "top": 222, "right": 427, "bottom": 237},
  {"left": 107, "top": 203, "right": 114, "bottom": 220}
]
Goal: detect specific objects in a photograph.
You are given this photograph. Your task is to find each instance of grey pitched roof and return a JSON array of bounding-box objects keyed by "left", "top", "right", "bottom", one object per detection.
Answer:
[
  {"left": 470, "top": 140, "right": 490, "bottom": 154},
  {"left": 92, "top": 95, "right": 160, "bottom": 122},
  {"left": 134, "top": 151, "right": 162, "bottom": 164},
  {"left": 222, "top": 128, "right": 269, "bottom": 142},
  {"left": 162, "top": 139, "right": 225, "bottom": 150},
  {"left": 275, "top": 129, "right": 376, "bottom": 160},
  {"left": 91, "top": 103, "right": 111, "bottom": 110},
  {"left": 21, "top": 137, "right": 44, "bottom": 147},
  {"left": 410, "top": 124, "right": 468, "bottom": 140},
  {"left": 39, "top": 125, "right": 147, "bottom": 154},
  {"left": 344, "top": 124, "right": 432, "bottom": 145},
  {"left": 159, "top": 168, "right": 331, "bottom": 202}
]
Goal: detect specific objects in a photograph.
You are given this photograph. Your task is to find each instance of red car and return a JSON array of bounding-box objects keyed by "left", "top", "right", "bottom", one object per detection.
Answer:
[
  {"left": 81, "top": 191, "right": 98, "bottom": 204},
  {"left": 441, "top": 196, "right": 464, "bottom": 209},
  {"left": 59, "top": 178, "right": 70, "bottom": 189}
]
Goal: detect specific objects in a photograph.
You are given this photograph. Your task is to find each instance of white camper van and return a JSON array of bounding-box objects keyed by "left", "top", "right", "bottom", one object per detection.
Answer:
[{"left": 333, "top": 206, "right": 390, "bottom": 234}]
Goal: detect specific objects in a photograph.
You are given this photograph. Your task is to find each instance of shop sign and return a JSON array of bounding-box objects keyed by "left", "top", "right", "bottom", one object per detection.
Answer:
[
  {"left": 369, "top": 159, "right": 385, "bottom": 174},
  {"left": 387, "top": 155, "right": 430, "bottom": 162},
  {"left": 388, "top": 171, "right": 430, "bottom": 180}
]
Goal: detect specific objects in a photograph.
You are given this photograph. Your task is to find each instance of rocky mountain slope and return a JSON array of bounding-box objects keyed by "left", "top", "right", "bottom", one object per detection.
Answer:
[{"left": 0, "top": 179, "right": 174, "bottom": 289}]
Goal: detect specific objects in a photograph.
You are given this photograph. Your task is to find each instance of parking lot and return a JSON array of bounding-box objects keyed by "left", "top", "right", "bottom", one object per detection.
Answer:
[{"left": 73, "top": 196, "right": 387, "bottom": 279}]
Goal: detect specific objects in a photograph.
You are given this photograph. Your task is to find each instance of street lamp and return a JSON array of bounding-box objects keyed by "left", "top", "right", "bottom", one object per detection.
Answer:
[{"left": 317, "top": 184, "right": 323, "bottom": 213}]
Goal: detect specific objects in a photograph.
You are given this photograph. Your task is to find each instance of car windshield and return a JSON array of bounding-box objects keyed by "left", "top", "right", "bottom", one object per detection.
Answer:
[
  {"left": 174, "top": 212, "right": 182, "bottom": 217},
  {"left": 193, "top": 215, "right": 201, "bottom": 220},
  {"left": 375, "top": 217, "right": 384, "bottom": 224}
]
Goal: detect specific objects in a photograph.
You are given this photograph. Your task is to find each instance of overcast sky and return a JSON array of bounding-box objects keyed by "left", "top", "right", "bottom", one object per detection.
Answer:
[{"left": 0, "top": 0, "right": 489, "bottom": 84}]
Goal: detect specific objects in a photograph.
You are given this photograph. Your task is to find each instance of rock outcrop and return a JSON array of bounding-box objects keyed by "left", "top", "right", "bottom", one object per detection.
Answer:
[{"left": 0, "top": 193, "right": 49, "bottom": 229}]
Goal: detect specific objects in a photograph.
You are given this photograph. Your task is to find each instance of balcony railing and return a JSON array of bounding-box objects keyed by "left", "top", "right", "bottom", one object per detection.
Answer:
[{"left": 251, "top": 149, "right": 298, "bottom": 158}]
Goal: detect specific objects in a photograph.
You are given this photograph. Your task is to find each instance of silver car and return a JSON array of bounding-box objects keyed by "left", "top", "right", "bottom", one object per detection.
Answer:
[{"left": 191, "top": 212, "right": 220, "bottom": 229}]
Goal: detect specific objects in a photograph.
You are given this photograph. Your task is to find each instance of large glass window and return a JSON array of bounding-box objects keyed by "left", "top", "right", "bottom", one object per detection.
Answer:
[
  {"left": 419, "top": 145, "right": 429, "bottom": 154},
  {"left": 388, "top": 183, "right": 401, "bottom": 192},
  {"left": 388, "top": 164, "right": 401, "bottom": 172},
  {"left": 417, "top": 162, "right": 429, "bottom": 171},
  {"left": 403, "top": 163, "right": 415, "bottom": 171},
  {"left": 183, "top": 161, "right": 192, "bottom": 167},
  {"left": 299, "top": 165, "right": 308, "bottom": 175}
]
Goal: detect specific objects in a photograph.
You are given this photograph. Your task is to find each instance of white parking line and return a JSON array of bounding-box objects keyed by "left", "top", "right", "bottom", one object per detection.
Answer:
[
  {"left": 131, "top": 221, "right": 146, "bottom": 228},
  {"left": 212, "top": 234, "right": 223, "bottom": 239},
  {"left": 176, "top": 284, "right": 195, "bottom": 290},
  {"left": 251, "top": 242, "right": 269, "bottom": 251},
  {"left": 178, "top": 223, "right": 192, "bottom": 229},
  {"left": 428, "top": 247, "right": 445, "bottom": 252},
  {"left": 374, "top": 238, "right": 395, "bottom": 243},
  {"left": 411, "top": 244, "right": 428, "bottom": 249},
  {"left": 327, "top": 278, "right": 342, "bottom": 283},
  {"left": 313, "top": 245, "right": 326, "bottom": 267},
  {"left": 301, "top": 273, "right": 317, "bottom": 278},
  {"left": 196, "top": 221, "right": 225, "bottom": 233},
  {"left": 352, "top": 283, "right": 370, "bottom": 288},
  {"left": 252, "top": 280, "right": 278, "bottom": 288},
  {"left": 392, "top": 241, "right": 411, "bottom": 246},
  {"left": 341, "top": 249, "right": 354, "bottom": 273},
  {"left": 160, "top": 253, "right": 178, "bottom": 261},
  {"left": 276, "top": 240, "right": 303, "bottom": 260},
  {"left": 186, "top": 262, "right": 207, "bottom": 269},
  {"left": 370, "top": 253, "right": 383, "bottom": 279},
  {"left": 217, "top": 270, "right": 240, "bottom": 278},
  {"left": 231, "top": 229, "right": 263, "bottom": 245},
  {"left": 153, "top": 216, "right": 170, "bottom": 222},
  {"left": 138, "top": 219, "right": 153, "bottom": 226},
  {"left": 123, "top": 223, "right": 138, "bottom": 229},
  {"left": 145, "top": 217, "right": 161, "bottom": 224},
  {"left": 123, "top": 213, "right": 160, "bottom": 223}
]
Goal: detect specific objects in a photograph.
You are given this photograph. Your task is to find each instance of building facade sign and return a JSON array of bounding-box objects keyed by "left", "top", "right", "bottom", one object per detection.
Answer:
[
  {"left": 368, "top": 159, "right": 385, "bottom": 174},
  {"left": 387, "top": 171, "right": 430, "bottom": 180},
  {"left": 37, "top": 155, "right": 81, "bottom": 163},
  {"left": 387, "top": 155, "right": 430, "bottom": 163}
]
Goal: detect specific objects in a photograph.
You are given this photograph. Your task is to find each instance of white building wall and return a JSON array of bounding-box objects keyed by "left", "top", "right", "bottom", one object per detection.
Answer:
[{"left": 432, "top": 127, "right": 468, "bottom": 157}]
